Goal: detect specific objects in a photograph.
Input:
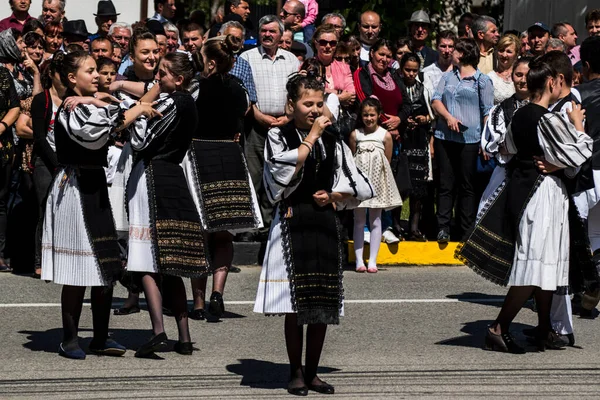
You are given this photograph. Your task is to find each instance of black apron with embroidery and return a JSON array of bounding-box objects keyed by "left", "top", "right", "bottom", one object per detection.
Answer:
[{"left": 278, "top": 123, "right": 343, "bottom": 325}]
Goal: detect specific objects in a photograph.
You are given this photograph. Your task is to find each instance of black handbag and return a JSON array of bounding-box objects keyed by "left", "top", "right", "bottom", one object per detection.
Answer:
[{"left": 390, "top": 152, "right": 412, "bottom": 199}]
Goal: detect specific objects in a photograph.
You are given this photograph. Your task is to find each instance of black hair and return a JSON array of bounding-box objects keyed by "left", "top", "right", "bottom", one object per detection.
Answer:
[
  {"left": 22, "top": 19, "right": 44, "bottom": 35},
  {"left": 129, "top": 27, "right": 157, "bottom": 56},
  {"left": 541, "top": 50, "right": 574, "bottom": 87},
  {"left": 504, "top": 29, "right": 521, "bottom": 38},
  {"left": 23, "top": 31, "right": 44, "bottom": 47},
  {"left": 57, "top": 50, "right": 93, "bottom": 91},
  {"left": 41, "top": 51, "right": 65, "bottom": 89},
  {"left": 581, "top": 36, "right": 600, "bottom": 74},
  {"left": 65, "top": 43, "right": 84, "bottom": 53},
  {"left": 400, "top": 52, "right": 421, "bottom": 69},
  {"left": 514, "top": 56, "right": 533, "bottom": 71},
  {"left": 300, "top": 57, "right": 326, "bottom": 80},
  {"left": 182, "top": 22, "right": 206, "bottom": 36},
  {"left": 96, "top": 56, "right": 117, "bottom": 72},
  {"left": 526, "top": 56, "right": 558, "bottom": 99},
  {"left": 356, "top": 97, "right": 383, "bottom": 129},
  {"left": 370, "top": 38, "right": 396, "bottom": 59},
  {"left": 454, "top": 38, "right": 480, "bottom": 68},
  {"left": 286, "top": 73, "right": 324, "bottom": 103},
  {"left": 162, "top": 52, "right": 197, "bottom": 89}
]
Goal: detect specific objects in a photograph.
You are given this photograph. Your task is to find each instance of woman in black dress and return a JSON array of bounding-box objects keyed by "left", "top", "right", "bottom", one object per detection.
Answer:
[{"left": 183, "top": 34, "right": 262, "bottom": 321}]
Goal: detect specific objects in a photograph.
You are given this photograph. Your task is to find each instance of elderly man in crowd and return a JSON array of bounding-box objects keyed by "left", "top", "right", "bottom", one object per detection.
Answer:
[
  {"left": 151, "top": 0, "right": 176, "bottom": 23},
  {"left": 408, "top": 10, "right": 437, "bottom": 70},
  {"left": 208, "top": 0, "right": 251, "bottom": 38},
  {"left": 110, "top": 22, "right": 133, "bottom": 74},
  {"left": 0, "top": 0, "right": 33, "bottom": 32},
  {"left": 280, "top": 0, "right": 305, "bottom": 42},
  {"left": 528, "top": 22, "right": 551, "bottom": 57},
  {"left": 552, "top": 22, "right": 579, "bottom": 64},
  {"left": 472, "top": 15, "right": 500, "bottom": 74},
  {"left": 91, "top": 37, "right": 113, "bottom": 60},
  {"left": 89, "top": 0, "right": 119, "bottom": 42},
  {"left": 163, "top": 21, "right": 180, "bottom": 53},
  {"left": 358, "top": 10, "right": 381, "bottom": 64},
  {"left": 545, "top": 38, "right": 566, "bottom": 53},
  {"left": 41, "top": 0, "right": 65, "bottom": 24},
  {"left": 322, "top": 12, "right": 345, "bottom": 38},
  {"left": 239, "top": 15, "right": 300, "bottom": 238}
]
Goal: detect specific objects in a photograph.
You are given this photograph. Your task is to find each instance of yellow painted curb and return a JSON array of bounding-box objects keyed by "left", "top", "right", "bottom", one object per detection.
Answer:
[{"left": 348, "top": 241, "right": 463, "bottom": 265}]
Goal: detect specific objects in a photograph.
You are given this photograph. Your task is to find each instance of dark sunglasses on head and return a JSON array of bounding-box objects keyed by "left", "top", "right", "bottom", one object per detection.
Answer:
[
  {"left": 334, "top": 56, "right": 350, "bottom": 62},
  {"left": 318, "top": 39, "right": 338, "bottom": 47}
]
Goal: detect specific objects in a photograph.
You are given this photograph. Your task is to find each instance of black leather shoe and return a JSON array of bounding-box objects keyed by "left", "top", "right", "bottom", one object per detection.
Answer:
[
  {"left": 113, "top": 305, "right": 140, "bottom": 315},
  {"left": 0, "top": 264, "right": 11, "bottom": 273},
  {"left": 307, "top": 381, "right": 335, "bottom": 394},
  {"left": 409, "top": 230, "right": 427, "bottom": 242},
  {"left": 484, "top": 329, "right": 525, "bottom": 354},
  {"left": 209, "top": 291, "right": 225, "bottom": 318},
  {"left": 189, "top": 308, "right": 206, "bottom": 320},
  {"left": 437, "top": 230, "right": 450, "bottom": 244},
  {"left": 535, "top": 331, "right": 567, "bottom": 351},
  {"left": 135, "top": 332, "right": 168, "bottom": 358},
  {"left": 174, "top": 341, "right": 193, "bottom": 355},
  {"left": 287, "top": 386, "right": 309, "bottom": 396},
  {"left": 229, "top": 266, "right": 242, "bottom": 273}
]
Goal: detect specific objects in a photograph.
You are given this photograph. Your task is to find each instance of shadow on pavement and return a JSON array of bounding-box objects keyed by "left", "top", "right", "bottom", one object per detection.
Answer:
[
  {"left": 435, "top": 320, "right": 533, "bottom": 349},
  {"left": 226, "top": 359, "right": 340, "bottom": 389},
  {"left": 18, "top": 328, "right": 173, "bottom": 355}
]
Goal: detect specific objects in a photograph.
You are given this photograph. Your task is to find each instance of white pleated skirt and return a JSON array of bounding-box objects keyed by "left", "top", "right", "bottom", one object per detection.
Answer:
[
  {"left": 508, "top": 175, "right": 570, "bottom": 290},
  {"left": 108, "top": 142, "right": 133, "bottom": 233},
  {"left": 253, "top": 211, "right": 344, "bottom": 316},
  {"left": 126, "top": 161, "right": 158, "bottom": 274},
  {"left": 41, "top": 167, "right": 106, "bottom": 287}
]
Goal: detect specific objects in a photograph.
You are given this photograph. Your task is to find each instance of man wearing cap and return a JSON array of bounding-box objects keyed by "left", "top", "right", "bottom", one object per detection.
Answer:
[
  {"left": 472, "top": 15, "right": 500, "bottom": 74},
  {"left": 408, "top": 10, "right": 437, "bottom": 70},
  {"left": 528, "top": 22, "right": 550, "bottom": 57},
  {"left": 0, "top": 0, "right": 34, "bottom": 32},
  {"left": 89, "top": 1, "right": 119, "bottom": 42},
  {"left": 64, "top": 20, "right": 91, "bottom": 52}
]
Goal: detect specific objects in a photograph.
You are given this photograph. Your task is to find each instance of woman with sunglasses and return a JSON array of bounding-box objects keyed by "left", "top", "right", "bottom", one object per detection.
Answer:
[{"left": 313, "top": 24, "right": 355, "bottom": 110}]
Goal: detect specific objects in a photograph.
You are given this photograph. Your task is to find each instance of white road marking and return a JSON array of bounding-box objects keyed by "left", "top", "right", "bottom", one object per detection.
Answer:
[{"left": 0, "top": 298, "right": 504, "bottom": 308}]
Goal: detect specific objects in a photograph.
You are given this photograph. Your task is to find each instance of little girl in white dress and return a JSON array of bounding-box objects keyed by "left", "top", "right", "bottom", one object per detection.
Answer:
[{"left": 350, "top": 98, "right": 403, "bottom": 273}]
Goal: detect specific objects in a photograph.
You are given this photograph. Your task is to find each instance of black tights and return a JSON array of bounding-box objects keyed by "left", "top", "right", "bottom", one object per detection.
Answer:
[
  {"left": 493, "top": 286, "right": 554, "bottom": 337},
  {"left": 139, "top": 273, "right": 190, "bottom": 343},
  {"left": 61, "top": 285, "right": 113, "bottom": 348},
  {"left": 409, "top": 198, "right": 423, "bottom": 233},
  {"left": 284, "top": 314, "right": 328, "bottom": 389}
]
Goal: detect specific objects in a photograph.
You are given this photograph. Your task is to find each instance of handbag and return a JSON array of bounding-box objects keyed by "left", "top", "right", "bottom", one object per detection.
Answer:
[
  {"left": 477, "top": 154, "right": 497, "bottom": 174},
  {"left": 390, "top": 152, "right": 412, "bottom": 199}
]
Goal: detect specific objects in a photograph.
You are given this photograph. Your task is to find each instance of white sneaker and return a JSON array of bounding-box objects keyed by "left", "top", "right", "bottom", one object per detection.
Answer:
[
  {"left": 382, "top": 229, "right": 400, "bottom": 244},
  {"left": 364, "top": 231, "right": 370, "bottom": 244}
]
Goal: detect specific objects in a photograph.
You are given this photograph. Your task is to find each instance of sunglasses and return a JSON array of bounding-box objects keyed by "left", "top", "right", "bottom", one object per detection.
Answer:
[
  {"left": 334, "top": 56, "right": 350, "bottom": 62},
  {"left": 281, "top": 9, "right": 298, "bottom": 18},
  {"left": 318, "top": 39, "right": 338, "bottom": 47}
]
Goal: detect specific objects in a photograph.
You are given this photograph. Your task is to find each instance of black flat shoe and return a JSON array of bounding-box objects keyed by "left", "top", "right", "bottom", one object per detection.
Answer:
[
  {"left": 307, "top": 382, "right": 335, "bottom": 394},
  {"left": 189, "top": 308, "right": 206, "bottom": 320},
  {"left": 135, "top": 332, "right": 168, "bottom": 358},
  {"left": 113, "top": 305, "right": 141, "bottom": 315},
  {"left": 535, "top": 331, "right": 567, "bottom": 352},
  {"left": 209, "top": 291, "right": 225, "bottom": 318},
  {"left": 174, "top": 341, "right": 193, "bottom": 355},
  {"left": 409, "top": 230, "right": 427, "bottom": 242},
  {"left": 287, "top": 386, "right": 308, "bottom": 396},
  {"left": 484, "top": 329, "right": 525, "bottom": 354},
  {"left": 229, "top": 266, "right": 242, "bottom": 273}
]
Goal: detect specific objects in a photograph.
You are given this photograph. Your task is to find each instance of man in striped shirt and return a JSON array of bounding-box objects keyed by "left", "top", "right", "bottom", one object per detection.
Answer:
[{"left": 240, "top": 15, "right": 300, "bottom": 235}]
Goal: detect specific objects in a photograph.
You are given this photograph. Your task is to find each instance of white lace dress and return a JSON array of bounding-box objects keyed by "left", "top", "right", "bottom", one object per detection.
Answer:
[
  {"left": 354, "top": 127, "right": 402, "bottom": 210},
  {"left": 487, "top": 71, "right": 515, "bottom": 105}
]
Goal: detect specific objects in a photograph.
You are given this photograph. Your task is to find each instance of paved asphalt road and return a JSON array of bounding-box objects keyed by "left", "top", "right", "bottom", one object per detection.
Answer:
[{"left": 1, "top": 266, "right": 600, "bottom": 399}]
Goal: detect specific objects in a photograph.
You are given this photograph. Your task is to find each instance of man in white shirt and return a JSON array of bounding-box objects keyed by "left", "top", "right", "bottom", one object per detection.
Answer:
[
  {"left": 240, "top": 15, "right": 300, "bottom": 234},
  {"left": 423, "top": 30, "right": 456, "bottom": 97},
  {"left": 358, "top": 11, "right": 381, "bottom": 65}
]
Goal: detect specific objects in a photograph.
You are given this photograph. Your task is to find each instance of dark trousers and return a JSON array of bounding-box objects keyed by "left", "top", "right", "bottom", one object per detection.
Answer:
[
  {"left": 0, "top": 160, "right": 11, "bottom": 259},
  {"left": 244, "top": 120, "right": 273, "bottom": 231},
  {"left": 33, "top": 157, "right": 54, "bottom": 268},
  {"left": 435, "top": 139, "right": 479, "bottom": 240}
]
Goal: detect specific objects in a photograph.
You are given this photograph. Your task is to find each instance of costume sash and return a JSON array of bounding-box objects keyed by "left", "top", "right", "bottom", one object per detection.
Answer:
[
  {"left": 145, "top": 160, "right": 209, "bottom": 278},
  {"left": 76, "top": 167, "right": 122, "bottom": 285}
]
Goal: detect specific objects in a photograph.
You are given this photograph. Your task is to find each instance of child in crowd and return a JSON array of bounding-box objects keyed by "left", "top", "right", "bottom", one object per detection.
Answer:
[
  {"left": 350, "top": 98, "right": 403, "bottom": 273},
  {"left": 298, "top": 0, "right": 318, "bottom": 43}
]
